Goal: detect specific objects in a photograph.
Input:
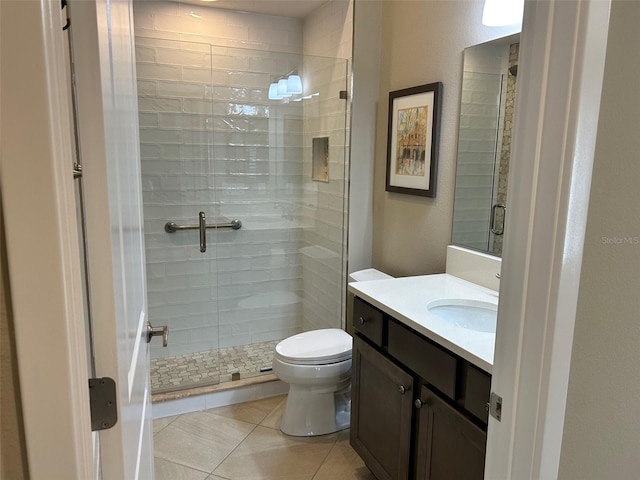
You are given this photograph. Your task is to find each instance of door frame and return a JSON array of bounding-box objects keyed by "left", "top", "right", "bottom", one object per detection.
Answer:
[
  {"left": 1, "top": 0, "right": 612, "bottom": 478},
  {"left": 0, "top": 0, "right": 93, "bottom": 478},
  {"left": 486, "top": 0, "right": 611, "bottom": 478}
]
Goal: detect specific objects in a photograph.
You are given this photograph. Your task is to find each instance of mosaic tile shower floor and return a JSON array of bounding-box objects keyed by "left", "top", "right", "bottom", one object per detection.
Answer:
[{"left": 150, "top": 340, "right": 279, "bottom": 392}]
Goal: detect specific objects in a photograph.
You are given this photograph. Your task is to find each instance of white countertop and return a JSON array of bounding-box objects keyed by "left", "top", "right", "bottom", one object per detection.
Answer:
[{"left": 348, "top": 273, "right": 498, "bottom": 374}]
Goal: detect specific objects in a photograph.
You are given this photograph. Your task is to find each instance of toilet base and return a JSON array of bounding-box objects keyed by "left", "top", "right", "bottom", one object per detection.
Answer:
[{"left": 280, "top": 383, "right": 351, "bottom": 437}]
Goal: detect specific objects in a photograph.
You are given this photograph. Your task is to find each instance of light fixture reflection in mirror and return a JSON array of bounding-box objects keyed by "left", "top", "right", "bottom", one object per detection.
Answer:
[
  {"left": 451, "top": 34, "right": 520, "bottom": 257},
  {"left": 268, "top": 72, "right": 305, "bottom": 101}
]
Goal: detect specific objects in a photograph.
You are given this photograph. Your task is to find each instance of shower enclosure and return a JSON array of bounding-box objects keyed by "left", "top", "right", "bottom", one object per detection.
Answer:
[{"left": 135, "top": 37, "right": 350, "bottom": 392}]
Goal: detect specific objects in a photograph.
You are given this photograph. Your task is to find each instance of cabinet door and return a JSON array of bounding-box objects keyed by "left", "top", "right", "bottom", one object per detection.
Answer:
[
  {"left": 351, "top": 335, "right": 414, "bottom": 480},
  {"left": 415, "top": 385, "right": 487, "bottom": 480}
]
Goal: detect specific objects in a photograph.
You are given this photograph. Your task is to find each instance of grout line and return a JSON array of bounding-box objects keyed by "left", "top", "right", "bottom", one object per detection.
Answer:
[
  {"left": 154, "top": 456, "right": 212, "bottom": 477},
  {"left": 258, "top": 395, "right": 286, "bottom": 430},
  {"left": 310, "top": 437, "right": 339, "bottom": 480},
  {"left": 209, "top": 423, "right": 260, "bottom": 478},
  {"left": 152, "top": 413, "right": 180, "bottom": 436}
]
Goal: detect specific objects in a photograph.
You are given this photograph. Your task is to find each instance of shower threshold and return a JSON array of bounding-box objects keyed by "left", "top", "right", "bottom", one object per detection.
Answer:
[{"left": 151, "top": 372, "right": 279, "bottom": 404}]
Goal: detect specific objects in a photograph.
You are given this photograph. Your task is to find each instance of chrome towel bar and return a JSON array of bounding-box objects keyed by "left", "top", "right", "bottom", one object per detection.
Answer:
[
  {"left": 165, "top": 213, "right": 242, "bottom": 253},
  {"left": 164, "top": 218, "right": 242, "bottom": 233}
]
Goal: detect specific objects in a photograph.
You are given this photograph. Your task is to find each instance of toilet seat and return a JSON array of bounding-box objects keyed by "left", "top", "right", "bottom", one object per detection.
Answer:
[{"left": 275, "top": 328, "right": 352, "bottom": 365}]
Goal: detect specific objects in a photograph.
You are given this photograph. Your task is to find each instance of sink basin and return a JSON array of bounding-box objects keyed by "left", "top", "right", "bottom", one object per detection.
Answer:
[{"left": 427, "top": 299, "right": 497, "bottom": 333}]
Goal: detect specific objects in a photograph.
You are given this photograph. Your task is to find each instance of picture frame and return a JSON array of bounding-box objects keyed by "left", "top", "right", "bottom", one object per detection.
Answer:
[{"left": 386, "top": 82, "right": 442, "bottom": 197}]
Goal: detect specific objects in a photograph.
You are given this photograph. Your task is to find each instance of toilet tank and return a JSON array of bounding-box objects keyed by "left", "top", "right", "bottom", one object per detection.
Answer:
[{"left": 346, "top": 268, "right": 393, "bottom": 335}]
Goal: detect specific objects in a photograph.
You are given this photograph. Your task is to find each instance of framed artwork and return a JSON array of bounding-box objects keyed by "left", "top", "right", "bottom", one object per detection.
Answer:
[{"left": 386, "top": 82, "right": 442, "bottom": 197}]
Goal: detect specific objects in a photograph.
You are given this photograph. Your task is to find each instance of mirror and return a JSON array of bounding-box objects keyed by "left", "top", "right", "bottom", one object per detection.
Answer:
[{"left": 451, "top": 34, "right": 520, "bottom": 257}]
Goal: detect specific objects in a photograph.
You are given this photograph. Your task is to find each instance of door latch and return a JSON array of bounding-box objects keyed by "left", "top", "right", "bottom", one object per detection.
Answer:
[{"left": 489, "top": 391, "right": 503, "bottom": 421}]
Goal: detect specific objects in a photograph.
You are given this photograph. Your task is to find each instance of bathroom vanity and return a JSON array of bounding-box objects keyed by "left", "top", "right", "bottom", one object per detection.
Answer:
[{"left": 348, "top": 274, "right": 496, "bottom": 480}]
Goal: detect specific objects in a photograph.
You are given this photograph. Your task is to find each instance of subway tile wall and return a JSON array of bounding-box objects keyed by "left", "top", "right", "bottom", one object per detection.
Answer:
[
  {"left": 301, "top": 1, "right": 352, "bottom": 332},
  {"left": 132, "top": 1, "right": 352, "bottom": 363}
]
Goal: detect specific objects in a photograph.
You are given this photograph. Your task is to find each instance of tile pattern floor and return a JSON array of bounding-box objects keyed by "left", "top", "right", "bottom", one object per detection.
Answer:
[
  {"left": 151, "top": 340, "right": 279, "bottom": 391},
  {"left": 153, "top": 394, "right": 377, "bottom": 480}
]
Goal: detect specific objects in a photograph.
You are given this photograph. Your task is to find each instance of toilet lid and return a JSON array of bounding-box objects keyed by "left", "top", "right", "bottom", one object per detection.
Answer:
[{"left": 275, "top": 329, "right": 352, "bottom": 365}]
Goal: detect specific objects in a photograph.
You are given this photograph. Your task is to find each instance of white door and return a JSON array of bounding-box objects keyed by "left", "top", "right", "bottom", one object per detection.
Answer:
[
  {"left": 70, "top": 0, "right": 154, "bottom": 478},
  {"left": 485, "top": 0, "right": 611, "bottom": 479}
]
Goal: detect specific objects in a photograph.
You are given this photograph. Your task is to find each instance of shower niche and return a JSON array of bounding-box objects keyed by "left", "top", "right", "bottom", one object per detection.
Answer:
[{"left": 312, "top": 137, "right": 330, "bottom": 183}]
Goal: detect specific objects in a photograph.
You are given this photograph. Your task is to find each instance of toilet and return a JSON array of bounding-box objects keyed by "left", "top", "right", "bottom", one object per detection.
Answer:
[{"left": 272, "top": 268, "right": 393, "bottom": 437}]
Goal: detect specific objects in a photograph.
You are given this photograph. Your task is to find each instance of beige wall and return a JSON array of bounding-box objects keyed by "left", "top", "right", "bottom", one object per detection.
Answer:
[
  {"left": 0, "top": 3, "right": 28, "bottom": 477},
  {"left": 558, "top": 1, "right": 640, "bottom": 478},
  {"left": 0, "top": 205, "right": 29, "bottom": 479},
  {"left": 373, "top": 0, "right": 517, "bottom": 276}
]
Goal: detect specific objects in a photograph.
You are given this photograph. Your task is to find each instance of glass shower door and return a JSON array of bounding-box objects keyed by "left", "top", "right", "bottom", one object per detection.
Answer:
[
  {"left": 136, "top": 36, "right": 351, "bottom": 392},
  {"left": 209, "top": 45, "right": 350, "bottom": 382},
  {"left": 137, "top": 37, "right": 221, "bottom": 392}
]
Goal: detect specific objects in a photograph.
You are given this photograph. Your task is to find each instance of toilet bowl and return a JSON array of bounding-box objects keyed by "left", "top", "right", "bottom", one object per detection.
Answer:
[
  {"left": 272, "top": 328, "right": 352, "bottom": 436},
  {"left": 273, "top": 268, "right": 393, "bottom": 437}
]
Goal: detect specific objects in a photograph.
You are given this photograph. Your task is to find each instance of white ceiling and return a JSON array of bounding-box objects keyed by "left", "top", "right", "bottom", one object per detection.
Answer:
[{"left": 173, "top": 0, "right": 326, "bottom": 18}]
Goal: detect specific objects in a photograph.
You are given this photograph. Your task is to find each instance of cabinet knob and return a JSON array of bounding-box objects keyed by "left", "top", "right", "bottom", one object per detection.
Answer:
[
  {"left": 359, "top": 316, "right": 366, "bottom": 325},
  {"left": 414, "top": 399, "right": 424, "bottom": 409},
  {"left": 399, "top": 385, "right": 409, "bottom": 395}
]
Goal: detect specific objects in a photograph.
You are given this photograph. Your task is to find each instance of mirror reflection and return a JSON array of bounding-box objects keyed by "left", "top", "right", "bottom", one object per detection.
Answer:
[{"left": 451, "top": 34, "right": 520, "bottom": 257}]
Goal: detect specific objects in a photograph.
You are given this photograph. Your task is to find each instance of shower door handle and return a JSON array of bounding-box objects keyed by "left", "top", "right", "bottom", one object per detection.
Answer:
[
  {"left": 146, "top": 321, "right": 168, "bottom": 347},
  {"left": 490, "top": 203, "right": 506, "bottom": 235},
  {"left": 199, "top": 211, "right": 206, "bottom": 253}
]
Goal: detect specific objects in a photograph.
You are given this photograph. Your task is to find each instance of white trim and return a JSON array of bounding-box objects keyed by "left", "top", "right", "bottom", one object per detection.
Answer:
[
  {"left": 0, "top": 1, "right": 93, "bottom": 478},
  {"left": 128, "top": 310, "right": 146, "bottom": 400},
  {"left": 134, "top": 386, "right": 150, "bottom": 480},
  {"left": 486, "top": 0, "right": 611, "bottom": 478},
  {"left": 71, "top": 1, "right": 154, "bottom": 477},
  {"left": 347, "top": 0, "right": 381, "bottom": 274}
]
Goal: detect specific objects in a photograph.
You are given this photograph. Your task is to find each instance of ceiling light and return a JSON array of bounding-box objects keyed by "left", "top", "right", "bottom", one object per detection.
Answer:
[{"left": 482, "top": 0, "right": 524, "bottom": 26}]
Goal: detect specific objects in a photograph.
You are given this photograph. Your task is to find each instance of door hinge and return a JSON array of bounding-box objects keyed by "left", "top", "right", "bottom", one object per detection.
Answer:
[
  {"left": 61, "top": 0, "right": 70, "bottom": 31},
  {"left": 89, "top": 377, "right": 118, "bottom": 431},
  {"left": 489, "top": 391, "right": 503, "bottom": 421}
]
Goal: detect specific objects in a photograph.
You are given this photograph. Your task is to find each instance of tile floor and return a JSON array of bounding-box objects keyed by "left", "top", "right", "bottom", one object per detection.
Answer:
[{"left": 153, "top": 394, "right": 376, "bottom": 480}]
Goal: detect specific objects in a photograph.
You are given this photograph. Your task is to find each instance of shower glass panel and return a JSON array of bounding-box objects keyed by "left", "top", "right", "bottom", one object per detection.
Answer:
[
  {"left": 136, "top": 36, "right": 349, "bottom": 394},
  {"left": 210, "top": 47, "right": 349, "bottom": 382},
  {"left": 136, "top": 38, "right": 220, "bottom": 392}
]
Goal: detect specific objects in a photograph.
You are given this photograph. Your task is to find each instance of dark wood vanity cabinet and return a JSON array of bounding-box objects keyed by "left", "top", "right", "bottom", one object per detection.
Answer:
[
  {"left": 351, "top": 335, "right": 414, "bottom": 480},
  {"left": 414, "top": 386, "right": 487, "bottom": 480},
  {"left": 351, "top": 297, "right": 491, "bottom": 480}
]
